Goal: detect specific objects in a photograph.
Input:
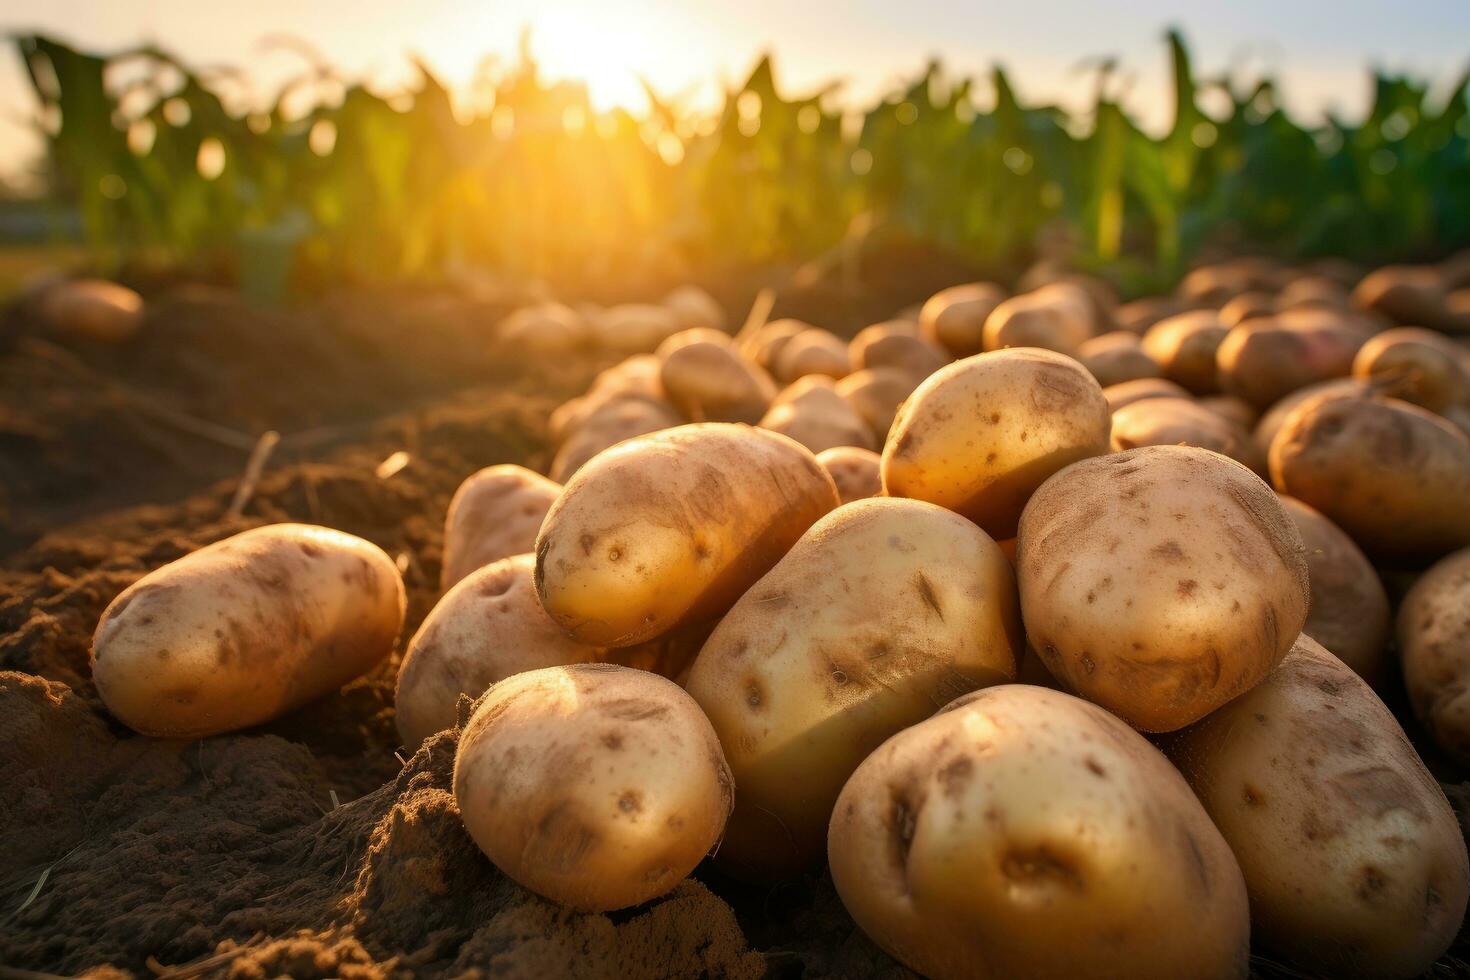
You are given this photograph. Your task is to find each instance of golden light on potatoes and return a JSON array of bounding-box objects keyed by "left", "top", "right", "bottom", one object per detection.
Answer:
[
  {"left": 815, "top": 446, "right": 882, "bottom": 503},
  {"left": 662, "top": 284, "right": 725, "bottom": 333},
  {"left": 829, "top": 684, "right": 1250, "bottom": 980},
  {"left": 687, "top": 498, "right": 1020, "bottom": 880},
  {"left": 1110, "top": 397, "right": 1263, "bottom": 473},
  {"left": 919, "top": 281, "right": 1007, "bottom": 357},
  {"left": 38, "top": 278, "right": 145, "bottom": 343},
  {"left": 1351, "top": 326, "right": 1470, "bottom": 414},
  {"left": 440, "top": 466, "right": 561, "bottom": 591},
  {"left": 499, "top": 302, "right": 591, "bottom": 355},
  {"left": 773, "top": 327, "right": 851, "bottom": 383},
  {"left": 1398, "top": 547, "right": 1470, "bottom": 766},
  {"left": 453, "top": 664, "right": 732, "bottom": 911},
  {"left": 849, "top": 323, "right": 948, "bottom": 380},
  {"left": 834, "top": 366, "right": 915, "bottom": 440},
  {"left": 1165, "top": 636, "right": 1469, "bottom": 978},
  {"left": 982, "top": 282, "right": 1095, "bottom": 356},
  {"left": 548, "top": 355, "right": 665, "bottom": 448},
  {"left": 883, "top": 348, "right": 1110, "bottom": 539},
  {"left": 1017, "top": 446, "right": 1309, "bottom": 731},
  {"left": 1101, "top": 376, "right": 1192, "bottom": 413},
  {"left": 548, "top": 396, "right": 683, "bottom": 483},
  {"left": 1141, "top": 309, "right": 1229, "bottom": 393},
  {"left": 759, "top": 376, "right": 877, "bottom": 453},
  {"left": 659, "top": 338, "right": 776, "bottom": 424},
  {"left": 536, "top": 423, "right": 838, "bottom": 647},
  {"left": 1075, "top": 330, "right": 1161, "bottom": 388},
  {"left": 1216, "top": 318, "right": 1363, "bottom": 409},
  {"left": 92, "top": 524, "right": 406, "bottom": 738}
]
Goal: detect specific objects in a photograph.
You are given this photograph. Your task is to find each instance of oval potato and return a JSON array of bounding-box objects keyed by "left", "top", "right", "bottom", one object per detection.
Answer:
[
  {"left": 982, "top": 283, "right": 1095, "bottom": 357},
  {"left": 1142, "top": 310, "right": 1229, "bottom": 394},
  {"left": 1398, "top": 548, "right": 1470, "bottom": 765},
  {"left": 499, "top": 303, "right": 591, "bottom": 355},
  {"left": 659, "top": 339, "right": 776, "bottom": 424},
  {"left": 919, "top": 282, "right": 1007, "bottom": 357},
  {"left": 1110, "top": 398, "right": 1263, "bottom": 473},
  {"left": 1075, "top": 331, "right": 1161, "bottom": 388},
  {"left": 1351, "top": 327, "right": 1470, "bottom": 414},
  {"left": 38, "top": 278, "right": 144, "bottom": 343},
  {"left": 774, "top": 328, "right": 851, "bottom": 383},
  {"left": 441, "top": 466, "right": 561, "bottom": 591},
  {"left": 835, "top": 367, "right": 916, "bottom": 440},
  {"left": 1217, "top": 318, "right": 1363, "bottom": 409},
  {"left": 759, "top": 377, "right": 877, "bottom": 453},
  {"left": 816, "top": 446, "right": 882, "bottom": 503},
  {"left": 548, "top": 396, "right": 684, "bottom": 484}
]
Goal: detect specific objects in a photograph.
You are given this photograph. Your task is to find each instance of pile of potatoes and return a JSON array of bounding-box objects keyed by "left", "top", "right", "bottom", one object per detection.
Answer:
[{"left": 89, "top": 251, "right": 1470, "bottom": 979}]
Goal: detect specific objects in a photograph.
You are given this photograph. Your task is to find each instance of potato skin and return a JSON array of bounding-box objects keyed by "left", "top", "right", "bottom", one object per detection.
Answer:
[
  {"left": 398, "top": 554, "right": 598, "bottom": 748},
  {"left": 1110, "top": 397, "right": 1263, "bottom": 473},
  {"left": 687, "top": 498, "right": 1020, "bottom": 880},
  {"left": 1398, "top": 548, "right": 1470, "bottom": 765},
  {"left": 659, "top": 339, "right": 776, "bottom": 424},
  {"left": 92, "top": 523, "right": 406, "bottom": 737},
  {"left": 1142, "top": 310, "right": 1229, "bottom": 393},
  {"left": 1102, "top": 376, "right": 1191, "bottom": 413},
  {"left": 759, "top": 377, "right": 877, "bottom": 453},
  {"left": 548, "top": 355, "right": 664, "bottom": 448},
  {"left": 1018, "top": 446, "right": 1309, "bottom": 731},
  {"left": 982, "top": 283, "right": 1095, "bottom": 356},
  {"left": 1164, "top": 636, "right": 1469, "bottom": 978},
  {"left": 548, "top": 396, "right": 683, "bottom": 483},
  {"left": 850, "top": 324, "right": 948, "bottom": 381},
  {"left": 835, "top": 366, "right": 915, "bottom": 440},
  {"left": 453, "top": 664, "right": 732, "bottom": 911},
  {"left": 919, "top": 282, "right": 1007, "bottom": 357},
  {"left": 39, "top": 278, "right": 144, "bottom": 343},
  {"left": 828, "top": 685, "right": 1250, "bottom": 980},
  {"left": 499, "top": 303, "right": 591, "bottom": 355},
  {"left": 816, "top": 446, "right": 882, "bottom": 503},
  {"left": 536, "top": 423, "right": 839, "bottom": 646},
  {"left": 773, "top": 328, "right": 851, "bottom": 382},
  {"left": 441, "top": 466, "right": 561, "bottom": 591},
  {"left": 1281, "top": 497, "right": 1390, "bottom": 686},
  {"left": 1352, "top": 327, "right": 1470, "bottom": 414},
  {"left": 1216, "top": 318, "right": 1363, "bottom": 408},
  {"left": 1076, "top": 331, "right": 1161, "bottom": 388},
  {"left": 883, "top": 348, "right": 1111, "bottom": 539},
  {"left": 1251, "top": 377, "right": 1366, "bottom": 454},
  {"left": 1269, "top": 393, "right": 1470, "bottom": 559}
]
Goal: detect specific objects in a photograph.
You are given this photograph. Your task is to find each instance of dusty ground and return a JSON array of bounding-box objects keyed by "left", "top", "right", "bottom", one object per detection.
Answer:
[{"left": 1, "top": 261, "right": 1466, "bottom": 978}]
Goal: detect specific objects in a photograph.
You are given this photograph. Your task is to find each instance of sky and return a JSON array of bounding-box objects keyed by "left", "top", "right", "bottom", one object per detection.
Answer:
[{"left": 3, "top": 0, "right": 1469, "bottom": 187}]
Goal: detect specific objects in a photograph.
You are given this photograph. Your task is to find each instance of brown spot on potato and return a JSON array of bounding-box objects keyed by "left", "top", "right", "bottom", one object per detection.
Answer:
[
  {"left": 618, "top": 791, "right": 643, "bottom": 814},
  {"left": 746, "top": 679, "right": 765, "bottom": 710},
  {"left": 1150, "top": 540, "right": 1185, "bottom": 562},
  {"left": 1084, "top": 756, "right": 1106, "bottom": 777},
  {"left": 578, "top": 533, "right": 596, "bottom": 556},
  {"left": 1176, "top": 579, "right": 1199, "bottom": 597},
  {"left": 938, "top": 756, "right": 974, "bottom": 796},
  {"left": 915, "top": 573, "right": 944, "bottom": 619},
  {"left": 478, "top": 575, "right": 513, "bottom": 598},
  {"left": 598, "top": 698, "right": 669, "bottom": 721},
  {"left": 1357, "top": 865, "right": 1389, "bottom": 904},
  {"left": 1242, "top": 783, "right": 1265, "bottom": 806},
  {"left": 601, "top": 733, "right": 623, "bottom": 750},
  {"left": 297, "top": 540, "right": 323, "bottom": 559}
]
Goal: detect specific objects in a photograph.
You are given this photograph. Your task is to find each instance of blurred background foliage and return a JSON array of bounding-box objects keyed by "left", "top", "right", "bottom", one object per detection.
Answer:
[{"left": 11, "top": 30, "right": 1470, "bottom": 299}]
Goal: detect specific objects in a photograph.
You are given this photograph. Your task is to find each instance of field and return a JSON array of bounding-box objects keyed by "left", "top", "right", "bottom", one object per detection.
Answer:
[{"left": 5, "top": 26, "right": 1470, "bottom": 980}]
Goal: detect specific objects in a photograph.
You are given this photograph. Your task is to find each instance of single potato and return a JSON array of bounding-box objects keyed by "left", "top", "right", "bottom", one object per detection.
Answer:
[
  {"left": 816, "top": 446, "right": 883, "bottom": 503},
  {"left": 1142, "top": 310, "right": 1230, "bottom": 394},
  {"left": 774, "top": 328, "right": 851, "bottom": 382},
  {"left": 1251, "top": 377, "right": 1367, "bottom": 454},
  {"left": 659, "top": 338, "right": 776, "bottom": 424},
  {"left": 850, "top": 323, "right": 949, "bottom": 380},
  {"left": 536, "top": 423, "right": 839, "bottom": 646},
  {"left": 835, "top": 367, "right": 917, "bottom": 440},
  {"left": 1110, "top": 397, "right": 1263, "bottom": 473},
  {"left": 1102, "top": 377, "right": 1192, "bottom": 413},
  {"left": 829, "top": 684, "right": 1250, "bottom": 980},
  {"left": 883, "top": 348, "right": 1111, "bottom": 539},
  {"left": 1352, "top": 327, "right": 1470, "bottom": 414},
  {"left": 548, "top": 396, "right": 684, "bottom": 483},
  {"left": 92, "top": 523, "right": 406, "bottom": 737},
  {"left": 919, "top": 282, "right": 1007, "bottom": 357},
  {"left": 1217, "top": 318, "right": 1363, "bottom": 409},
  {"left": 1398, "top": 548, "right": 1470, "bottom": 765},
  {"left": 687, "top": 498, "right": 1021, "bottom": 880},
  {"left": 499, "top": 303, "right": 591, "bottom": 355},
  {"left": 663, "top": 284, "right": 725, "bottom": 332},
  {"left": 1165, "top": 636, "right": 1469, "bottom": 978},
  {"left": 1076, "top": 331, "right": 1161, "bottom": 388},
  {"left": 1281, "top": 497, "right": 1390, "bottom": 686},
  {"left": 441, "top": 466, "right": 562, "bottom": 591},
  {"left": 453, "top": 664, "right": 732, "bottom": 911},
  {"left": 759, "top": 376, "right": 877, "bottom": 453},
  {"left": 982, "top": 282, "right": 1095, "bottom": 356},
  {"left": 38, "top": 278, "right": 144, "bottom": 343},
  {"left": 1017, "top": 445, "right": 1309, "bottom": 731}
]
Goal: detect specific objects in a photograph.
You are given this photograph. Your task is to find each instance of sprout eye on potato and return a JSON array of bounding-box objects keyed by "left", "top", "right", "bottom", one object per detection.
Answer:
[
  {"left": 536, "top": 423, "right": 839, "bottom": 647},
  {"left": 1164, "top": 636, "right": 1469, "bottom": 979},
  {"left": 883, "top": 347, "right": 1111, "bottom": 539},
  {"left": 828, "top": 684, "right": 1250, "bottom": 980},
  {"left": 453, "top": 664, "right": 733, "bottom": 912},
  {"left": 440, "top": 465, "right": 561, "bottom": 591},
  {"left": 1017, "top": 445, "right": 1309, "bottom": 732},
  {"left": 687, "top": 497, "right": 1021, "bottom": 880},
  {"left": 92, "top": 523, "right": 406, "bottom": 738}
]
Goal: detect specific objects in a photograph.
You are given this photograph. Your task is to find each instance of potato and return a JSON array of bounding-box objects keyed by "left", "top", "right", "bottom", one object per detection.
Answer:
[
  {"left": 1109, "top": 398, "right": 1263, "bottom": 472},
  {"left": 835, "top": 367, "right": 916, "bottom": 439},
  {"left": 659, "top": 339, "right": 776, "bottom": 424},
  {"left": 1269, "top": 393, "right": 1470, "bottom": 559},
  {"left": 1178, "top": 257, "right": 1286, "bottom": 305},
  {"left": 1101, "top": 376, "right": 1192, "bottom": 413},
  {"left": 92, "top": 524, "right": 406, "bottom": 737},
  {"left": 739, "top": 317, "right": 809, "bottom": 371},
  {"left": 1015, "top": 265, "right": 1119, "bottom": 327},
  {"left": 982, "top": 282, "right": 1095, "bottom": 356},
  {"left": 1251, "top": 377, "right": 1366, "bottom": 454},
  {"left": 816, "top": 446, "right": 882, "bottom": 503},
  {"left": 663, "top": 284, "right": 725, "bottom": 332},
  {"left": 453, "top": 663, "right": 732, "bottom": 911},
  {"left": 1076, "top": 331, "right": 1161, "bottom": 387},
  {"left": 1018, "top": 445, "right": 1309, "bottom": 731},
  {"left": 398, "top": 554, "right": 597, "bottom": 748},
  {"left": 548, "top": 396, "right": 683, "bottom": 483},
  {"left": 38, "top": 278, "right": 144, "bottom": 343},
  {"left": 441, "top": 466, "right": 561, "bottom": 591},
  {"left": 919, "top": 282, "right": 1007, "bottom": 356},
  {"left": 883, "top": 348, "right": 1110, "bottom": 539},
  {"left": 536, "top": 423, "right": 838, "bottom": 646},
  {"left": 1197, "top": 394, "right": 1258, "bottom": 430},
  {"left": 1398, "top": 548, "right": 1470, "bottom": 765},
  {"left": 773, "top": 327, "right": 851, "bottom": 382},
  {"left": 759, "top": 376, "right": 877, "bottom": 453},
  {"left": 654, "top": 327, "right": 731, "bottom": 358},
  {"left": 499, "top": 302, "right": 591, "bottom": 355},
  {"left": 1113, "top": 295, "right": 1193, "bottom": 334},
  {"left": 687, "top": 498, "right": 1020, "bottom": 880},
  {"left": 1218, "top": 290, "right": 1276, "bottom": 327},
  {"left": 596, "top": 303, "right": 684, "bottom": 353},
  {"left": 548, "top": 355, "right": 665, "bottom": 447},
  {"left": 1164, "top": 636, "right": 1469, "bottom": 978},
  {"left": 1217, "top": 317, "right": 1363, "bottom": 409},
  {"left": 829, "top": 684, "right": 1250, "bottom": 980},
  {"left": 1280, "top": 497, "right": 1389, "bottom": 685},
  {"left": 1278, "top": 274, "right": 1350, "bottom": 311},
  {"left": 1352, "top": 327, "right": 1470, "bottom": 414},
  {"left": 1142, "top": 310, "right": 1230, "bottom": 393},
  {"left": 850, "top": 322, "right": 948, "bottom": 380},
  {"left": 1353, "top": 264, "right": 1470, "bottom": 332}
]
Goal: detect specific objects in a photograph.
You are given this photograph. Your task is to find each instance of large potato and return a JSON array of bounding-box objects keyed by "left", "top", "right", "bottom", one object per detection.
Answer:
[
  {"left": 829, "top": 684, "right": 1249, "bottom": 980},
  {"left": 1352, "top": 327, "right": 1470, "bottom": 414},
  {"left": 1251, "top": 377, "right": 1366, "bottom": 454},
  {"left": 1399, "top": 548, "right": 1470, "bottom": 765},
  {"left": 1281, "top": 497, "right": 1390, "bottom": 686},
  {"left": 1110, "top": 397, "right": 1263, "bottom": 473},
  {"left": 835, "top": 367, "right": 916, "bottom": 440},
  {"left": 816, "top": 446, "right": 882, "bottom": 503},
  {"left": 1018, "top": 446, "right": 1309, "bottom": 731},
  {"left": 883, "top": 348, "right": 1110, "bottom": 539},
  {"left": 536, "top": 423, "right": 838, "bottom": 646},
  {"left": 92, "top": 524, "right": 406, "bottom": 737},
  {"left": 548, "top": 396, "right": 683, "bottom": 483},
  {"left": 1075, "top": 331, "right": 1160, "bottom": 388},
  {"left": 982, "top": 282, "right": 1094, "bottom": 356},
  {"left": 759, "top": 376, "right": 877, "bottom": 453},
  {"left": 1101, "top": 376, "right": 1192, "bottom": 413},
  {"left": 1217, "top": 318, "right": 1363, "bottom": 408},
  {"left": 773, "top": 327, "right": 851, "bottom": 382},
  {"left": 1165, "top": 636, "right": 1469, "bottom": 977},
  {"left": 441, "top": 466, "right": 561, "bottom": 591},
  {"left": 1269, "top": 393, "right": 1470, "bottom": 559},
  {"left": 1142, "top": 310, "right": 1229, "bottom": 393},
  {"left": 919, "top": 282, "right": 1007, "bottom": 357},
  {"left": 687, "top": 498, "right": 1020, "bottom": 880},
  {"left": 453, "top": 664, "right": 732, "bottom": 911},
  {"left": 659, "top": 338, "right": 775, "bottom": 424}
]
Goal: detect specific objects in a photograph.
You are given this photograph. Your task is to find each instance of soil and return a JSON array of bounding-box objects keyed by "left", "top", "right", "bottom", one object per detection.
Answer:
[{"left": 1, "top": 254, "right": 1467, "bottom": 979}]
